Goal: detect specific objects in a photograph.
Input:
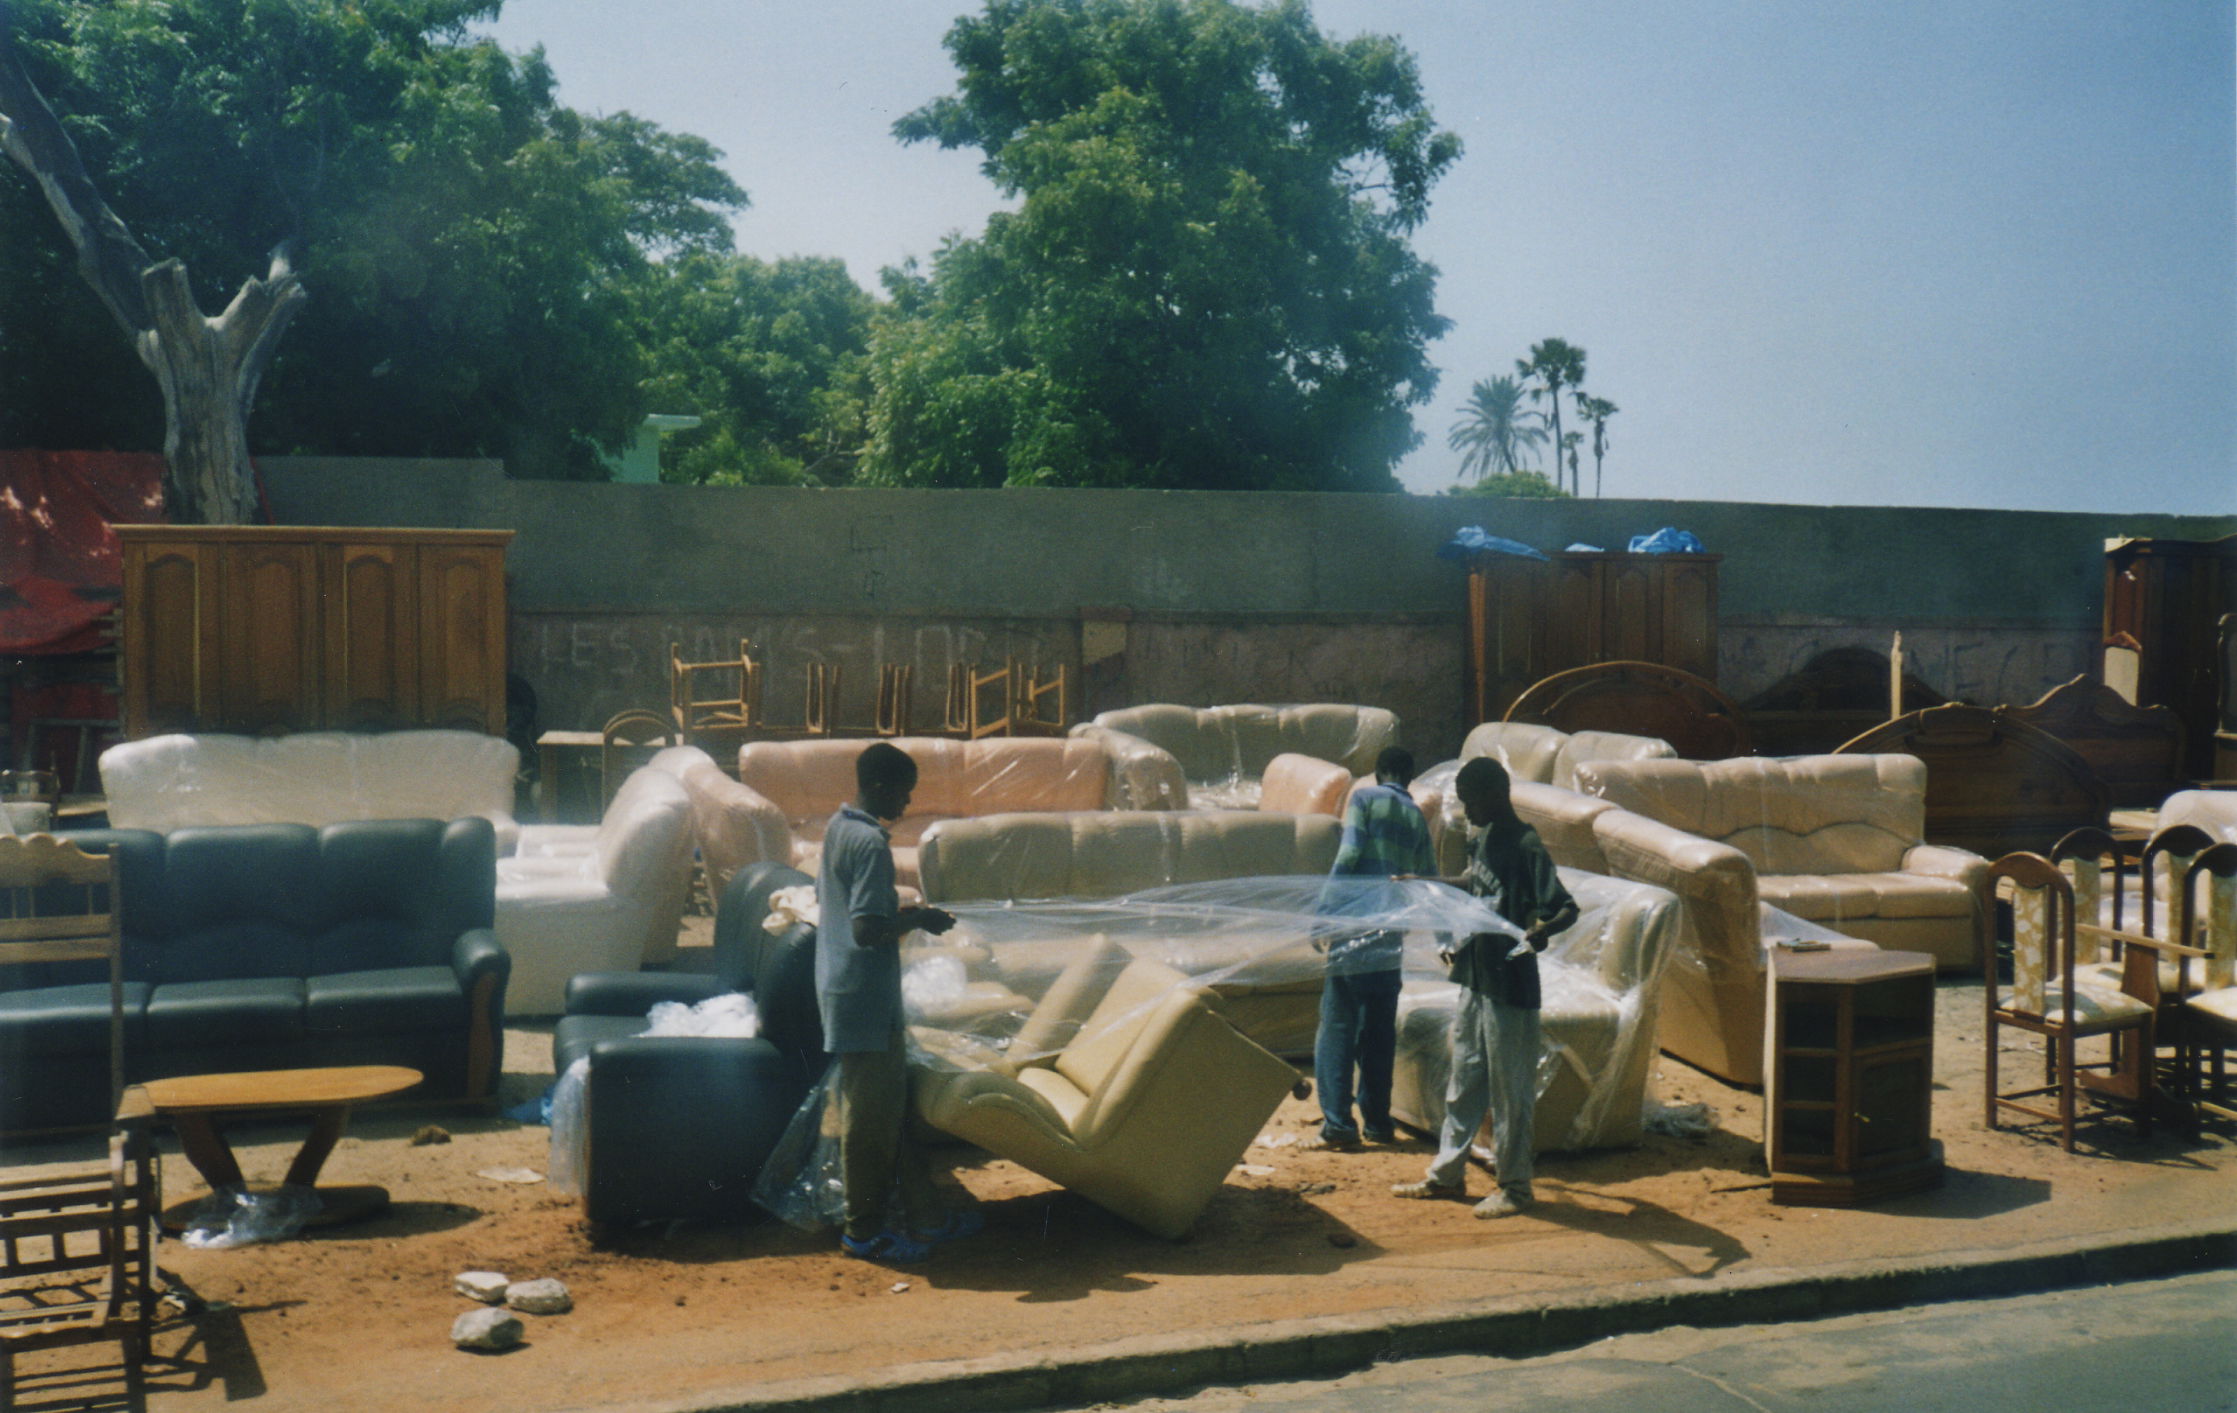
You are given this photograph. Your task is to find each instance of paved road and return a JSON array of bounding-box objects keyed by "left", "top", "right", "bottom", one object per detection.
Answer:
[{"left": 1059, "top": 1268, "right": 2237, "bottom": 1412}]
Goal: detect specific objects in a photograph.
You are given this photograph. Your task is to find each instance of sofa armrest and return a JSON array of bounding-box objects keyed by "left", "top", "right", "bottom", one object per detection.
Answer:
[
  {"left": 1590, "top": 807, "right": 1762, "bottom": 989},
  {"left": 1076, "top": 726, "right": 1189, "bottom": 811},
  {"left": 582, "top": 1035, "right": 810, "bottom": 1225},
  {"left": 565, "top": 970, "right": 730, "bottom": 1017},
  {"left": 1902, "top": 842, "right": 1990, "bottom": 887},
  {"left": 451, "top": 927, "right": 509, "bottom": 1100}
]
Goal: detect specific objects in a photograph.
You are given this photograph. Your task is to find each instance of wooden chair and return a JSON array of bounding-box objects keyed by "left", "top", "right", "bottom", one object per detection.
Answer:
[
  {"left": 0, "top": 836, "right": 160, "bottom": 1401},
  {"left": 1985, "top": 852, "right": 2158, "bottom": 1151},
  {"left": 600, "top": 709, "right": 679, "bottom": 807},
  {"left": 2169, "top": 844, "right": 2237, "bottom": 1124},
  {"left": 1010, "top": 662, "right": 1070, "bottom": 737},
  {"left": 873, "top": 664, "right": 913, "bottom": 737},
  {"left": 669, "top": 640, "right": 760, "bottom": 746}
]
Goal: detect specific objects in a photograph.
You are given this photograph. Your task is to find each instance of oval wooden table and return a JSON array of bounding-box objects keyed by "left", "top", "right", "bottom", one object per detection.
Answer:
[{"left": 128, "top": 1065, "right": 422, "bottom": 1232}]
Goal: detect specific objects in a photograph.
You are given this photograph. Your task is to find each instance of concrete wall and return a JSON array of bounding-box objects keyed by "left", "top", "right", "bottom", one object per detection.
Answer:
[{"left": 260, "top": 458, "right": 2234, "bottom": 759}]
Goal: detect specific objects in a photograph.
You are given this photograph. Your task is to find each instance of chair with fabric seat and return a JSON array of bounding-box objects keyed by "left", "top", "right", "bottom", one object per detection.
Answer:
[
  {"left": 1985, "top": 852, "right": 2157, "bottom": 1151},
  {"left": 2168, "top": 844, "right": 2237, "bottom": 1125},
  {"left": 601, "top": 709, "right": 679, "bottom": 808},
  {"left": 0, "top": 836, "right": 160, "bottom": 1398}
]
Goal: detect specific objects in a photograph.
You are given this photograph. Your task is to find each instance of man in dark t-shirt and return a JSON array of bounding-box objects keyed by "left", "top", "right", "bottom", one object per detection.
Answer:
[{"left": 1393, "top": 756, "right": 1577, "bottom": 1218}]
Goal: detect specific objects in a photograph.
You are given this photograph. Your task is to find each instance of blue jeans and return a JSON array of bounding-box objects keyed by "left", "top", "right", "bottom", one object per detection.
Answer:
[{"left": 1315, "top": 967, "right": 1403, "bottom": 1142}]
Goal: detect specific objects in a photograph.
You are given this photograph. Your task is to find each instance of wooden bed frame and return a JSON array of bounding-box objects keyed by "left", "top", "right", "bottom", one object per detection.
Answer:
[
  {"left": 2006, "top": 676, "right": 2185, "bottom": 808},
  {"left": 1503, "top": 661, "right": 1752, "bottom": 760},
  {"left": 1836, "top": 704, "right": 2108, "bottom": 857}
]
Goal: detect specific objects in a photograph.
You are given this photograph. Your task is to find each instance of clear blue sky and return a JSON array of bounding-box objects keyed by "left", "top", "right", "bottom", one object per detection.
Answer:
[{"left": 477, "top": 1, "right": 2235, "bottom": 513}]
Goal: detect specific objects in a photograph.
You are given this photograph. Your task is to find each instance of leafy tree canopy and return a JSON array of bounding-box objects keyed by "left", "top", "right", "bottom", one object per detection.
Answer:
[
  {"left": 861, "top": 0, "right": 1461, "bottom": 491},
  {"left": 1444, "top": 468, "right": 1568, "bottom": 500},
  {"left": 634, "top": 252, "right": 876, "bottom": 486},
  {"left": 0, "top": 0, "right": 746, "bottom": 477}
]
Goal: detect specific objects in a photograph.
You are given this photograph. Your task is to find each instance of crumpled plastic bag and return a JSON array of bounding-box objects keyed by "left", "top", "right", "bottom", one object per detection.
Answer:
[
  {"left": 1437, "top": 525, "right": 1550, "bottom": 563},
  {"left": 901, "top": 952, "right": 969, "bottom": 1014},
  {"left": 752, "top": 1066, "right": 846, "bottom": 1232},
  {"left": 180, "top": 1184, "right": 322, "bottom": 1249},
  {"left": 766, "top": 884, "right": 820, "bottom": 934},
  {"left": 548, "top": 992, "right": 762, "bottom": 1195},
  {"left": 1627, "top": 527, "right": 1705, "bottom": 554},
  {"left": 1642, "top": 1096, "right": 1716, "bottom": 1139}
]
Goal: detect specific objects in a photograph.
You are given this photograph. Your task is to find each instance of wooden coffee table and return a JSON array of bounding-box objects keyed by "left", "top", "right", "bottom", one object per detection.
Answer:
[{"left": 131, "top": 1065, "right": 422, "bottom": 1231}]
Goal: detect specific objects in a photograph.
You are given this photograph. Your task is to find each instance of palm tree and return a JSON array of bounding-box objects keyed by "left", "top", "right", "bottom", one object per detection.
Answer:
[
  {"left": 1447, "top": 374, "right": 1547, "bottom": 483},
  {"left": 1575, "top": 393, "right": 1617, "bottom": 497},
  {"left": 1516, "top": 339, "right": 1587, "bottom": 493}
]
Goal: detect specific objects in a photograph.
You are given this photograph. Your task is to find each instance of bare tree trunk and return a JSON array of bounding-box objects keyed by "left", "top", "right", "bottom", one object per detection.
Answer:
[{"left": 0, "top": 15, "right": 304, "bottom": 524}]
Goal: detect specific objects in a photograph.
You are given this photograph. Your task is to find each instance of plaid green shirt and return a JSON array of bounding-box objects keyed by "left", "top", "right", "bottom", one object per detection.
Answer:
[{"left": 1319, "top": 782, "right": 1436, "bottom": 974}]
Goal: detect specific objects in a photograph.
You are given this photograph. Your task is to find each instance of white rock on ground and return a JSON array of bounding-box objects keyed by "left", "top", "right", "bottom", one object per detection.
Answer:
[
  {"left": 451, "top": 1307, "right": 523, "bottom": 1351},
  {"left": 454, "top": 1271, "right": 511, "bottom": 1304},
  {"left": 505, "top": 1278, "right": 572, "bottom": 1315}
]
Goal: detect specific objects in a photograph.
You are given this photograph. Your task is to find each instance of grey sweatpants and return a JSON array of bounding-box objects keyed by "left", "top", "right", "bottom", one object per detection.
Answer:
[
  {"left": 1425, "top": 986, "right": 1540, "bottom": 1193},
  {"left": 834, "top": 1033, "right": 940, "bottom": 1241}
]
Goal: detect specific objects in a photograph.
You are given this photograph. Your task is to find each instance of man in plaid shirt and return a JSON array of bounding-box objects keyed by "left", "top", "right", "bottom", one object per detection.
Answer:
[{"left": 1307, "top": 746, "right": 1437, "bottom": 1151}]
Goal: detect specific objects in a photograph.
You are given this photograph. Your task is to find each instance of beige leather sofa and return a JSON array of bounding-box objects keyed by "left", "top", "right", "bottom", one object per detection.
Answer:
[
  {"left": 1072, "top": 703, "right": 1399, "bottom": 807},
  {"left": 100, "top": 730, "right": 521, "bottom": 851},
  {"left": 1414, "top": 724, "right": 1675, "bottom": 877},
  {"left": 1573, "top": 754, "right": 1989, "bottom": 1086},
  {"left": 729, "top": 736, "right": 1186, "bottom": 890},
  {"left": 913, "top": 944, "right": 1298, "bottom": 1238},
  {"left": 1388, "top": 871, "right": 1682, "bottom": 1151}
]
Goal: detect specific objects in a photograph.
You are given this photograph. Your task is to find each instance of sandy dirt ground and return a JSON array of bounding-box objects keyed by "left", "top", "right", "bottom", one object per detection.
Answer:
[{"left": 5, "top": 943, "right": 2230, "bottom": 1413}]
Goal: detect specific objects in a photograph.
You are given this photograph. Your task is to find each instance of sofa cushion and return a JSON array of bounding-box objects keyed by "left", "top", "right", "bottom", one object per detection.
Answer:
[
  {"left": 311, "top": 818, "right": 498, "bottom": 974},
  {"left": 146, "top": 825, "right": 324, "bottom": 981},
  {"left": 1460, "top": 722, "right": 1567, "bottom": 784},
  {"left": 145, "top": 977, "right": 306, "bottom": 1050},
  {"left": 1577, "top": 755, "right": 1924, "bottom": 876},
  {"left": 1759, "top": 872, "right": 1976, "bottom": 923},
  {"left": 1052, "top": 958, "right": 1191, "bottom": 1099},
  {"left": 306, "top": 967, "right": 467, "bottom": 1037},
  {"left": 0, "top": 983, "right": 151, "bottom": 1057}
]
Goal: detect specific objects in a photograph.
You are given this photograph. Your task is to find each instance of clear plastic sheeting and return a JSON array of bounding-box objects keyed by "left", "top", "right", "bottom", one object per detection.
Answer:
[
  {"left": 98, "top": 730, "right": 521, "bottom": 851},
  {"left": 180, "top": 1183, "right": 321, "bottom": 1249},
  {"left": 886, "top": 869, "right": 1681, "bottom": 1155},
  {"left": 1072, "top": 703, "right": 1400, "bottom": 803},
  {"left": 753, "top": 1068, "right": 846, "bottom": 1232},
  {"left": 916, "top": 809, "right": 1341, "bottom": 907},
  {"left": 728, "top": 736, "right": 1191, "bottom": 889},
  {"left": 548, "top": 992, "right": 761, "bottom": 1196}
]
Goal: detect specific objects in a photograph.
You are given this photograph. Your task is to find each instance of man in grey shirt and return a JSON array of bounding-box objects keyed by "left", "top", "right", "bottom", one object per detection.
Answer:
[{"left": 815, "top": 742, "right": 971, "bottom": 1262}]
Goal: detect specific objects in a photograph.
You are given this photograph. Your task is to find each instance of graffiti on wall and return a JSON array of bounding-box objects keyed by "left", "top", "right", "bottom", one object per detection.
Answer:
[{"left": 1720, "top": 622, "right": 2095, "bottom": 708}]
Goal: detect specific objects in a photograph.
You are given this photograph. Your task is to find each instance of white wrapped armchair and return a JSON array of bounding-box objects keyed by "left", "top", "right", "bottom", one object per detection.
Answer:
[{"left": 496, "top": 766, "right": 695, "bottom": 1015}]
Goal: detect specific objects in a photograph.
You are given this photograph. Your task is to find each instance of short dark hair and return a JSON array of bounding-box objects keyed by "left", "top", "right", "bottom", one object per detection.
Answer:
[
  {"left": 1375, "top": 746, "right": 1416, "bottom": 786},
  {"left": 1455, "top": 755, "right": 1510, "bottom": 795},
  {"left": 856, "top": 741, "right": 918, "bottom": 793}
]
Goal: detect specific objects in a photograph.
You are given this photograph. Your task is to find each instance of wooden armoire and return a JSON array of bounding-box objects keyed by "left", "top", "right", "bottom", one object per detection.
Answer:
[
  {"left": 116, "top": 526, "right": 512, "bottom": 739},
  {"left": 1465, "top": 550, "right": 1720, "bottom": 726}
]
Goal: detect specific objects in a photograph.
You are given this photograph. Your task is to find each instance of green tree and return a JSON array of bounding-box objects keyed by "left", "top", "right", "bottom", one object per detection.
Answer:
[
  {"left": 862, "top": 0, "right": 1461, "bottom": 491},
  {"left": 1444, "top": 468, "right": 1567, "bottom": 499},
  {"left": 1574, "top": 392, "right": 1616, "bottom": 497},
  {"left": 0, "top": 0, "right": 746, "bottom": 505},
  {"left": 1447, "top": 373, "right": 1546, "bottom": 482},
  {"left": 633, "top": 252, "right": 875, "bottom": 485},
  {"left": 1515, "top": 337, "right": 1586, "bottom": 494}
]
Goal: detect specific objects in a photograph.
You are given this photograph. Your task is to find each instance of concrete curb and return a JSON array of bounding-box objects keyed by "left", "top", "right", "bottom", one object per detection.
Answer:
[{"left": 602, "top": 1218, "right": 2237, "bottom": 1413}]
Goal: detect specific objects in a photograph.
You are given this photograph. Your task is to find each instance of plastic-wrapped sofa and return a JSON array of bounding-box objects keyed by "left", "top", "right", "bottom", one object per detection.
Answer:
[
  {"left": 1574, "top": 754, "right": 1988, "bottom": 1086},
  {"left": 1, "top": 818, "right": 506, "bottom": 1133},
  {"left": 1072, "top": 703, "right": 1399, "bottom": 808},
  {"left": 552, "top": 863, "right": 823, "bottom": 1225},
  {"left": 99, "top": 731, "right": 521, "bottom": 853},
  {"left": 1258, "top": 753, "right": 1353, "bottom": 817},
  {"left": 727, "top": 736, "right": 1187, "bottom": 890},
  {"left": 1413, "top": 723, "right": 1676, "bottom": 876},
  {"left": 1388, "top": 870, "right": 1682, "bottom": 1151},
  {"left": 496, "top": 767, "right": 696, "bottom": 1016}
]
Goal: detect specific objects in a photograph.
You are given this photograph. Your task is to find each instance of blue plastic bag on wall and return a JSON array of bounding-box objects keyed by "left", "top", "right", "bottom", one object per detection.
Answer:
[
  {"left": 1437, "top": 525, "right": 1550, "bottom": 563},
  {"left": 1627, "top": 527, "right": 1705, "bottom": 554}
]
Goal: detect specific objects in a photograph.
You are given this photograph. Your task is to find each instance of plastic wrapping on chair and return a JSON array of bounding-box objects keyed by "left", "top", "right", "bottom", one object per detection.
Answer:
[
  {"left": 99, "top": 730, "right": 522, "bottom": 849},
  {"left": 753, "top": 1066, "right": 845, "bottom": 1231},
  {"left": 547, "top": 992, "right": 761, "bottom": 1195},
  {"left": 881, "top": 870, "right": 1678, "bottom": 1155},
  {"left": 1075, "top": 703, "right": 1400, "bottom": 800}
]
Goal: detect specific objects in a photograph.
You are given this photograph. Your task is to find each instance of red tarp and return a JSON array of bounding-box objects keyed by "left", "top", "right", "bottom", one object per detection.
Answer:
[{"left": 0, "top": 449, "right": 166, "bottom": 655}]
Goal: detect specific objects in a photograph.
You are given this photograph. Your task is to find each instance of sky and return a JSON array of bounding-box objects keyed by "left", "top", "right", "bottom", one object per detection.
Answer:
[{"left": 475, "top": 1, "right": 2235, "bottom": 513}]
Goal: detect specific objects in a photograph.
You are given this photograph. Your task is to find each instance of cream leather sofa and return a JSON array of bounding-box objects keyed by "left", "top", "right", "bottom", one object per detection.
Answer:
[
  {"left": 1414, "top": 724, "right": 1676, "bottom": 877},
  {"left": 496, "top": 766, "right": 696, "bottom": 1015},
  {"left": 728, "top": 736, "right": 1185, "bottom": 890},
  {"left": 918, "top": 809, "right": 1341, "bottom": 905},
  {"left": 1573, "top": 754, "right": 1989, "bottom": 1086},
  {"left": 100, "top": 730, "right": 521, "bottom": 851},
  {"left": 1072, "top": 703, "right": 1399, "bottom": 807},
  {"left": 913, "top": 945, "right": 1298, "bottom": 1238},
  {"left": 1389, "top": 871, "right": 1682, "bottom": 1152}
]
